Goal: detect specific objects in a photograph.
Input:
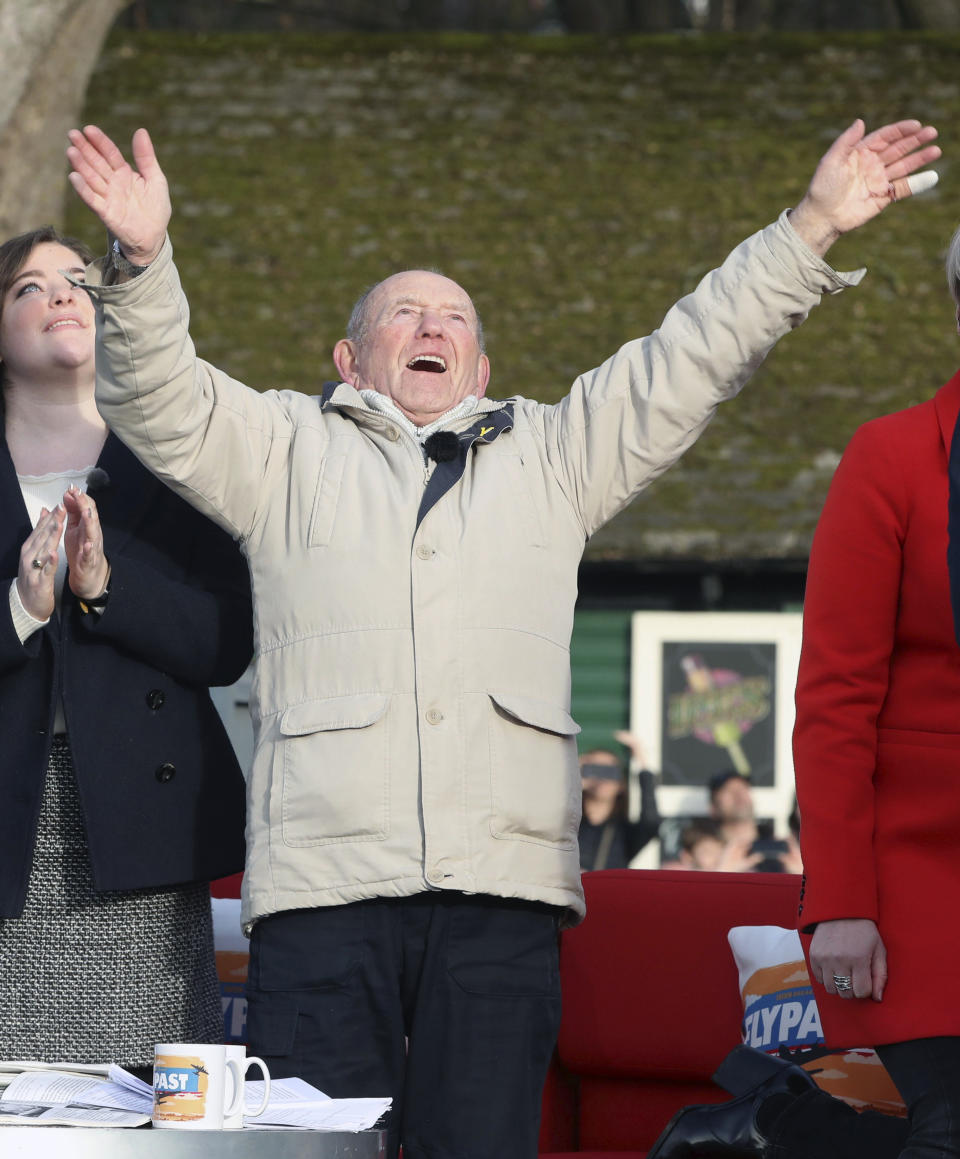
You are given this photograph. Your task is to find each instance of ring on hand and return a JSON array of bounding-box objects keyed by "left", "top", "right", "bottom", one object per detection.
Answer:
[
  {"left": 832, "top": 974, "right": 853, "bottom": 993},
  {"left": 31, "top": 558, "right": 44, "bottom": 570}
]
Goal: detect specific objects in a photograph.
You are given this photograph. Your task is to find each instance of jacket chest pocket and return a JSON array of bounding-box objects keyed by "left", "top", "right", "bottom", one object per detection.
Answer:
[
  {"left": 307, "top": 450, "right": 347, "bottom": 547},
  {"left": 493, "top": 452, "right": 547, "bottom": 551},
  {"left": 487, "top": 691, "right": 580, "bottom": 848},
  {"left": 278, "top": 693, "right": 390, "bottom": 846}
]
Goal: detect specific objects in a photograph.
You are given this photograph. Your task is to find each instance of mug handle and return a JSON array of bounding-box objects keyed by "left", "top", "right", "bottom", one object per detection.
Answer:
[
  {"left": 244, "top": 1057, "right": 271, "bottom": 1118},
  {"left": 224, "top": 1059, "right": 245, "bottom": 1119}
]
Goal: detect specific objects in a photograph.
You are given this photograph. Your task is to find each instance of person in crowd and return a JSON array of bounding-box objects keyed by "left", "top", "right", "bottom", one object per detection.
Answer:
[
  {"left": 707, "top": 769, "right": 801, "bottom": 873},
  {"left": 65, "top": 116, "right": 938, "bottom": 1158},
  {"left": 578, "top": 740, "right": 661, "bottom": 871},
  {"left": 709, "top": 768, "right": 759, "bottom": 845},
  {"left": 674, "top": 818, "right": 725, "bottom": 869},
  {"left": 0, "top": 227, "right": 252, "bottom": 1076},
  {"left": 669, "top": 817, "right": 747, "bottom": 870},
  {"left": 648, "top": 224, "right": 960, "bottom": 1159}
]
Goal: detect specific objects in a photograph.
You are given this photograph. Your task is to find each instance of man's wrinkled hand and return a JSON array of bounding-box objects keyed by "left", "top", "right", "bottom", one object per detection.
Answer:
[
  {"left": 789, "top": 118, "right": 940, "bottom": 255},
  {"left": 67, "top": 125, "right": 170, "bottom": 265}
]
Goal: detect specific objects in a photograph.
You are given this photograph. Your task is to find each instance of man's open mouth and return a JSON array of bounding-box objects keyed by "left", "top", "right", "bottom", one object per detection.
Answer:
[{"left": 406, "top": 355, "right": 446, "bottom": 373}]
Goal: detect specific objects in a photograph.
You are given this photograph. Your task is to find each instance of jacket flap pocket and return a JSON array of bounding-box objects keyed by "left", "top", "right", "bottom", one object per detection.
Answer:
[
  {"left": 489, "top": 692, "right": 580, "bottom": 737},
  {"left": 280, "top": 694, "right": 388, "bottom": 737}
]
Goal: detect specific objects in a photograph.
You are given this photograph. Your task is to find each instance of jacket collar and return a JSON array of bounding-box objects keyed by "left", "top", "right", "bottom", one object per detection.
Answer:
[
  {"left": 934, "top": 367, "right": 960, "bottom": 455},
  {"left": 318, "top": 381, "right": 508, "bottom": 426}
]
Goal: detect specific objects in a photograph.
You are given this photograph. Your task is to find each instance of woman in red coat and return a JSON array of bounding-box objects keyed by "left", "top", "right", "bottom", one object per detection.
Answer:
[
  {"left": 792, "top": 228, "right": 960, "bottom": 1154},
  {"left": 649, "top": 244, "right": 960, "bottom": 1159}
]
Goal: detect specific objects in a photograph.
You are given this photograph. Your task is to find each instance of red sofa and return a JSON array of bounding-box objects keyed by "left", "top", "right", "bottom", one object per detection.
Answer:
[{"left": 538, "top": 869, "right": 802, "bottom": 1158}]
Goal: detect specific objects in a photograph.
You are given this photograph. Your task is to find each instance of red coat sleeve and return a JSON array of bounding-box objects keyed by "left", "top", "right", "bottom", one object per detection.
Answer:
[{"left": 794, "top": 419, "right": 907, "bottom": 930}]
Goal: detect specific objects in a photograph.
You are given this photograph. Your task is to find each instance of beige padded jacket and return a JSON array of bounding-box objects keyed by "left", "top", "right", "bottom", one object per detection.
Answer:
[{"left": 88, "top": 211, "right": 860, "bottom": 927}]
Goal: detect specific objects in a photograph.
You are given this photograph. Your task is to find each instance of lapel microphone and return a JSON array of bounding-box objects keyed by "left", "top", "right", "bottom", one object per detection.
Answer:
[
  {"left": 423, "top": 432, "right": 460, "bottom": 463},
  {"left": 85, "top": 468, "right": 111, "bottom": 492}
]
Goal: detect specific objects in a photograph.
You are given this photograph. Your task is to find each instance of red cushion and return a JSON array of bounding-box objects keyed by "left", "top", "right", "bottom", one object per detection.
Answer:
[
  {"left": 578, "top": 1075, "right": 725, "bottom": 1152},
  {"left": 558, "top": 870, "right": 801, "bottom": 1081},
  {"left": 540, "top": 870, "right": 801, "bottom": 1152}
]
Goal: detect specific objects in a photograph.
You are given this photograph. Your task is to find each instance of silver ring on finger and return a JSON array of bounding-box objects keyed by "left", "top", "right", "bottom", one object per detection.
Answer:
[
  {"left": 31, "top": 558, "right": 44, "bottom": 570},
  {"left": 832, "top": 974, "right": 853, "bottom": 993}
]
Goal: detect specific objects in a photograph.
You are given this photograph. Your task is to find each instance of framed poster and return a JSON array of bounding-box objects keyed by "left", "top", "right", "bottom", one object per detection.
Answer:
[{"left": 628, "top": 611, "right": 802, "bottom": 866}]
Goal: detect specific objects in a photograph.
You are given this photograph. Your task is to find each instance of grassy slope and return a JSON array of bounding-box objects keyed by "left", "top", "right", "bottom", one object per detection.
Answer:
[{"left": 68, "top": 31, "right": 960, "bottom": 560}]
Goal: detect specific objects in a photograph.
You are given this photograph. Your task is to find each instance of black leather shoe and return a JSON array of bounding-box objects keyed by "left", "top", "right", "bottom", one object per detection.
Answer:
[{"left": 646, "top": 1047, "right": 818, "bottom": 1159}]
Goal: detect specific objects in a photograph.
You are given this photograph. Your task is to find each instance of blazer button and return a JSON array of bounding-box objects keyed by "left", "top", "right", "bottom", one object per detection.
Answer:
[
  {"left": 155, "top": 762, "right": 176, "bottom": 783},
  {"left": 146, "top": 689, "right": 166, "bottom": 710}
]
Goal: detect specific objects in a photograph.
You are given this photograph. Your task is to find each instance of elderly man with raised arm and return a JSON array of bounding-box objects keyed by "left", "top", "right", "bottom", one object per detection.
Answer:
[{"left": 67, "top": 118, "right": 939, "bottom": 1159}]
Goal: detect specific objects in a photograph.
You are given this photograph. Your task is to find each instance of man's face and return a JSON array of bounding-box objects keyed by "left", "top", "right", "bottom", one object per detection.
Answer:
[
  {"left": 710, "top": 777, "right": 754, "bottom": 822},
  {"left": 333, "top": 270, "right": 490, "bottom": 426}
]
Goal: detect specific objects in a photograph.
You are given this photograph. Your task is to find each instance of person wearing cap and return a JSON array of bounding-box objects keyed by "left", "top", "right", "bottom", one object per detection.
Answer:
[{"left": 65, "top": 117, "right": 939, "bottom": 1159}]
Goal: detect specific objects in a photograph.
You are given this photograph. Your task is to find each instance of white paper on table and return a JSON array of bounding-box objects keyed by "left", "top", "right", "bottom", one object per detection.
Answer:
[
  {"left": 75, "top": 1081, "right": 153, "bottom": 1112},
  {"left": 109, "top": 1064, "right": 154, "bottom": 1099},
  {"left": 0, "top": 1100, "right": 149, "bottom": 1127},
  {"left": 2, "top": 1071, "right": 107, "bottom": 1105},
  {"left": 1, "top": 1070, "right": 151, "bottom": 1113},
  {"left": 245, "top": 1095, "right": 391, "bottom": 1131},
  {"left": 244, "top": 1077, "right": 329, "bottom": 1109},
  {"left": 239, "top": 1122, "right": 310, "bottom": 1130}
]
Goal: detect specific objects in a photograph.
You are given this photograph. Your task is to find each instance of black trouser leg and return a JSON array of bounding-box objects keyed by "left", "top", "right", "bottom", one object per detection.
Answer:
[
  {"left": 244, "top": 894, "right": 562, "bottom": 1159},
  {"left": 244, "top": 902, "right": 406, "bottom": 1154},
  {"left": 768, "top": 1087, "right": 909, "bottom": 1159},
  {"left": 876, "top": 1037, "right": 960, "bottom": 1159},
  {"left": 400, "top": 893, "right": 562, "bottom": 1159}
]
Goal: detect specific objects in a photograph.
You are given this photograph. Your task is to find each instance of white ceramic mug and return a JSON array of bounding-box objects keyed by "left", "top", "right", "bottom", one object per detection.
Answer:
[
  {"left": 223, "top": 1044, "right": 271, "bottom": 1128},
  {"left": 152, "top": 1043, "right": 244, "bottom": 1130}
]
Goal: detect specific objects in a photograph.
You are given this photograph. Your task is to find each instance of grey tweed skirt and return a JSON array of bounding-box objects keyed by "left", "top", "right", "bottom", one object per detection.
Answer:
[{"left": 0, "top": 736, "right": 222, "bottom": 1067}]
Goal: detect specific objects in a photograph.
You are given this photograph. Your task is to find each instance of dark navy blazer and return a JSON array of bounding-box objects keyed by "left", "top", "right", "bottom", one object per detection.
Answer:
[{"left": 0, "top": 431, "right": 252, "bottom": 917}]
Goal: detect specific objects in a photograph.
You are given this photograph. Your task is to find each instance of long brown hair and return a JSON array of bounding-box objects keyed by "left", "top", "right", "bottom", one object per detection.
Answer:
[{"left": 0, "top": 226, "right": 95, "bottom": 388}]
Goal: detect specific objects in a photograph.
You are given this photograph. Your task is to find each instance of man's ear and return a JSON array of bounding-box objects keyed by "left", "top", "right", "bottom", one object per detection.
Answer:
[
  {"left": 476, "top": 353, "right": 490, "bottom": 399},
  {"left": 333, "top": 338, "right": 358, "bottom": 385}
]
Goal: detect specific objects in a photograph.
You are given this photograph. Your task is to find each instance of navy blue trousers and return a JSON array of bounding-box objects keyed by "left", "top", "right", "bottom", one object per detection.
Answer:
[{"left": 245, "top": 891, "right": 563, "bottom": 1159}]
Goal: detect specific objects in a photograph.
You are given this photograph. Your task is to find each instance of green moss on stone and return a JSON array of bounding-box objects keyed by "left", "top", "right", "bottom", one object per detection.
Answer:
[{"left": 68, "top": 30, "right": 960, "bottom": 559}]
